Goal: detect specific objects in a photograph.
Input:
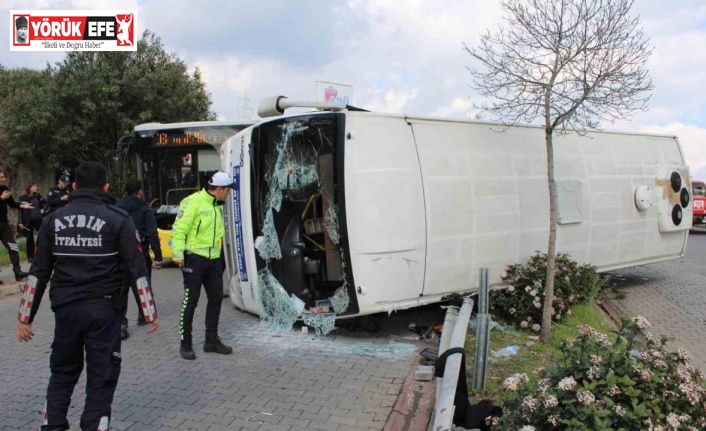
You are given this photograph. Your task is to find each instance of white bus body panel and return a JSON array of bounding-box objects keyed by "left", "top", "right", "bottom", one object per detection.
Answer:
[
  {"left": 344, "top": 115, "right": 426, "bottom": 311},
  {"left": 402, "top": 117, "right": 688, "bottom": 300},
  {"left": 219, "top": 135, "right": 245, "bottom": 309},
  {"left": 222, "top": 132, "right": 261, "bottom": 314},
  {"left": 223, "top": 111, "right": 689, "bottom": 317}
]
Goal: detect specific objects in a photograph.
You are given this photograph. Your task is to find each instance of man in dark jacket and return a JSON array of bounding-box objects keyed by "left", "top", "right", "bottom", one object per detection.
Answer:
[
  {"left": 0, "top": 170, "right": 32, "bottom": 282},
  {"left": 117, "top": 179, "right": 162, "bottom": 339},
  {"left": 47, "top": 174, "right": 71, "bottom": 213},
  {"left": 16, "top": 162, "right": 159, "bottom": 431}
]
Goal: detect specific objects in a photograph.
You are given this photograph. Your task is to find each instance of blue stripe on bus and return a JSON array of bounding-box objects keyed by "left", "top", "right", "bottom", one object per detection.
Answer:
[{"left": 233, "top": 165, "right": 248, "bottom": 282}]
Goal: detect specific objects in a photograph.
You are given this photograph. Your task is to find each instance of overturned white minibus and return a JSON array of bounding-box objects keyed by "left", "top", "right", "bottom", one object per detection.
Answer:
[{"left": 220, "top": 96, "right": 691, "bottom": 327}]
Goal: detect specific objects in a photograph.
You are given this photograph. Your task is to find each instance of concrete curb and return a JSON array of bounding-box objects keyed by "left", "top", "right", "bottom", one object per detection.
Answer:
[
  {"left": 0, "top": 262, "right": 29, "bottom": 299},
  {"left": 598, "top": 300, "right": 625, "bottom": 326},
  {"left": 0, "top": 281, "right": 23, "bottom": 298},
  {"left": 384, "top": 353, "right": 435, "bottom": 431}
]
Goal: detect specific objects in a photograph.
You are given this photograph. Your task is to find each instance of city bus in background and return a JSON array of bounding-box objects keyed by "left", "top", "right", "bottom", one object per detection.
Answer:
[
  {"left": 117, "top": 120, "right": 255, "bottom": 259},
  {"left": 692, "top": 180, "right": 706, "bottom": 225}
]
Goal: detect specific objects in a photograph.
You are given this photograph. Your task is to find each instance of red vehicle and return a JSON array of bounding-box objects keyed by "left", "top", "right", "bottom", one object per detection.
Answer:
[{"left": 692, "top": 180, "right": 706, "bottom": 225}]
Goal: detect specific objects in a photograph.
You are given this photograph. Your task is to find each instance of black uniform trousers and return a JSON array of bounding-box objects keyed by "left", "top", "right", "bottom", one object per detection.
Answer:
[
  {"left": 0, "top": 222, "right": 21, "bottom": 267},
  {"left": 25, "top": 219, "right": 43, "bottom": 260},
  {"left": 179, "top": 252, "right": 224, "bottom": 343},
  {"left": 122, "top": 252, "right": 153, "bottom": 324},
  {"left": 42, "top": 297, "right": 122, "bottom": 431}
]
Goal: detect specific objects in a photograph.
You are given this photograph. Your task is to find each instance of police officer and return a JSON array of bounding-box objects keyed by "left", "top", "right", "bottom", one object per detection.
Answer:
[
  {"left": 47, "top": 174, "right": 71, "bottom": 213},
  {"left": 172, "top": 171, "right": 234, "bottom": 360},
  {"left": 16, "top": 162, "right": 159, "bottom": 431}
]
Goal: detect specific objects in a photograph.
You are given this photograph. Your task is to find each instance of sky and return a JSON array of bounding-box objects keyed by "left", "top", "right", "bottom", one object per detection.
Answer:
[{"left": 2, "top": 0, "right": 706, "bottom": 176}]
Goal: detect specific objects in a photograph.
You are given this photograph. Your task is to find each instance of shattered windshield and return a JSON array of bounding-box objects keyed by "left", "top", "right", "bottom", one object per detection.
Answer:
[{"left": 250, "top": 114, "right": 353, "bottom": 334}]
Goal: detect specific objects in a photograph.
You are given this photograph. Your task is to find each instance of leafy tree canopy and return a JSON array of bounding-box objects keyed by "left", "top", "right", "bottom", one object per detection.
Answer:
[
  {"left": 0, "top": 66, "right": 54, "bottom": 174},
  {"left": 0, "top": 30, "right": 215, "bottom": 172}
]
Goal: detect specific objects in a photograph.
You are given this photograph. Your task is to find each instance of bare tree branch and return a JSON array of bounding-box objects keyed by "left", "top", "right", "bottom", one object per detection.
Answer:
[
  {"left": 464, "top": 0, "right": 653, "bottom": 342},
  {"left": 466, "top": 0, "right": 652, "bottom": 131}
]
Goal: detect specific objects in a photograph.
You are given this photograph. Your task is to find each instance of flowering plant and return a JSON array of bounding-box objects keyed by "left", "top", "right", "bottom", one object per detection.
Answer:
[
  {"left": 491, "top": 252, "right": 609, "bottom": 331},
  {"left": 495, "top": 316, "right": 706, "bottom": 430}
]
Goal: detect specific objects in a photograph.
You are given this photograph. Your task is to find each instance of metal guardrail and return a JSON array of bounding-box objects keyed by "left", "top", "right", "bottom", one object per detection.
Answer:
[
  {"left": 429, "top": 268, "right": 492, "bottom": 431},
  {"left": 435, "top": 306, "right": 458, "bottom": 408},
  {"left": 472, "top": 268, "right": 490, "bottom": 391},
  {"left": 431, "top": 297, "right": 474, "bottom": 431}
]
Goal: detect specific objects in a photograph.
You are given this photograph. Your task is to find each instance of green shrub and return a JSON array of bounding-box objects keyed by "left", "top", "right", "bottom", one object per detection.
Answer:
[
  {"left": 494, "top": 316, "right": 706, "bottom": 430},
  {"left": 491, "top": 252, "right": 611, "bottom": 331}
]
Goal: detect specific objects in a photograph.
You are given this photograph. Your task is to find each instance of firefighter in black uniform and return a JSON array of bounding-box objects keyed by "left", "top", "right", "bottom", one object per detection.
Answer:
[
  {"left": 47, "top": 174, "right": 71, "bottom": 213},
  {"left": 0, "top": 170, "right": 32, "bottom": 282},
  {"left": 16, "top": 162, "right": 159, "bottom": 431}
]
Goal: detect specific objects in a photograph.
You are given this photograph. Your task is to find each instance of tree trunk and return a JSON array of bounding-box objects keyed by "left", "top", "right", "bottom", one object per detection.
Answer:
[{"left": 540, "top": 127, "right": 558, "bottom": 343}]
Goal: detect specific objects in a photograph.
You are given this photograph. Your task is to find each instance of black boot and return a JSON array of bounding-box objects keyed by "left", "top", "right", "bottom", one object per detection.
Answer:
[
  {"left": 204, "top": 336, "right": 233, "bottom": 355},
  {"left": 120, "top": 324, "right": 129, "bottom": 340},
  {"left": 180, "top": 340, "right": 196, "bottom": 360},
  {"left": 14, "top": 267, "right": 28, "bottom": 281},
  {"left": 136, "top": 315, "right": 147, "bottom": 326}
]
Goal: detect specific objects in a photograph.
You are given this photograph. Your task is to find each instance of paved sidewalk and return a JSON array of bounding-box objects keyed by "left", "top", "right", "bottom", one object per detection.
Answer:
[
  {"left": 605, "top": 231, "right": 706, "bottom": 371},
  {"left": 5, "top": 229, "right": 706, "bottom": 430},
  {"left": 0, "top": 266, "right": 441, "bottom": 430}
]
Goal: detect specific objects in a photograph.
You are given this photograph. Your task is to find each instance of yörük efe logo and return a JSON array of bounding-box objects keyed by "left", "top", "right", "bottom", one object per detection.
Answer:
[{"left": 10, "top": 10, "right": 137, "bottom": 52}]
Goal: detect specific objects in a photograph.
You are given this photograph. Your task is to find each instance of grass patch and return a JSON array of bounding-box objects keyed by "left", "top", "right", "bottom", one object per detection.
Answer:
[
  {"left": 465, "top": 302, "right": 615, "bottom": 404},
  {"left": 0, "top": 238, "right": 28, "bottom": 265}
]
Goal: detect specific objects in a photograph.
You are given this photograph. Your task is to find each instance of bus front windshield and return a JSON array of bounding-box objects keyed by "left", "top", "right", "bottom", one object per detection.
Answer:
[
  {"left": 137, "top": 125, "right": 245, "bottom": 208},
  {"left": 249, "top": 113, "right": 354, "bottom": 317}
]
